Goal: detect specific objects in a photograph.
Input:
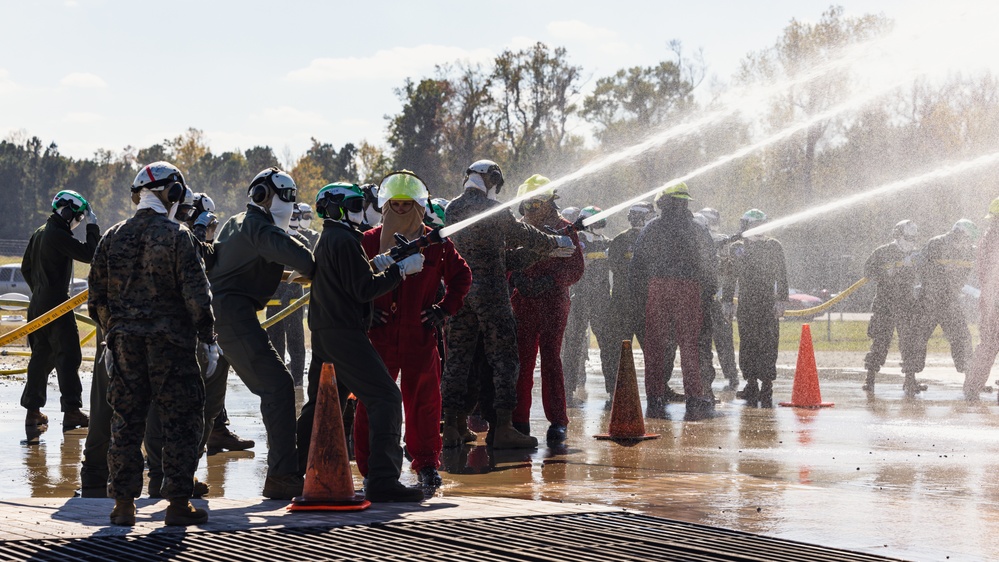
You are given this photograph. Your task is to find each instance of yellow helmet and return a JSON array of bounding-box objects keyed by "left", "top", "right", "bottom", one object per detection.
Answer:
[
  {"left": 516, "top": 174, "right": 555, "bottom": 200},
  {"left": 655, "top": 182, "right": 692, "bottom": 202},
  {"left": 987, "top": 197, "right": 999, "bottom": 219},
  {"left": 378, "top": 170, "right": 429, "bottom": 208}
]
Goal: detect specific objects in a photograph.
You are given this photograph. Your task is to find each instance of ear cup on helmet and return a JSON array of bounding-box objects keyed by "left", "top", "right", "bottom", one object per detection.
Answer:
[
  {"left": 248, "top": 183, "right": 268, "bottom": 204},
  {"left": 165, "top": 181, "right": 184, "bottom": 204}
]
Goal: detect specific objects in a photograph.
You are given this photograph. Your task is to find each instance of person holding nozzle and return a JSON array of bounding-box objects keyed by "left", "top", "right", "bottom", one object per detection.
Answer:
[
  {"left": 440, "top": 160, "right": 574, "bottom": 450},
  {"left": 632, "top": 183, "right": 716, "bottom": 418},
  {"left": 698, "top": 207, "right": 741, "bottom": 391},
  {"left": 296, "top": 182, "right": 427, "bottom": 502},
  {"left": 905, "top": 219, "right": 978, "bottom": 396},
  {"left": 861, "top": 219, "right": 919, "bottom": 394},
  {"left": 561, "top": 205, "right": 614, "bottom": 404},
  {"left": 208, "top": 167, "right": 315, "bottom": 500},
  {"left": 88, "top": 161, "right": 213, "bottom": 526},
  {"left": 21, "top": 189, "right": 100, "bottom": 430},
  {"left": 603, "top": 201, "right": 656, "bottom": 404},
  {"left": 265, "top": 204, "right": 311, "bottom": 387},
  {"left": 965, "top": 199, "right": 999, "bottom": 401},
  {"left": 722, "top": 209, "right": 789, "bottom": 408},
  {"left": 355, "top": 172, "right": 471, "bottom": 490},
  {"left": 508, "top": 175, "right": 583, "bottom": 445}
]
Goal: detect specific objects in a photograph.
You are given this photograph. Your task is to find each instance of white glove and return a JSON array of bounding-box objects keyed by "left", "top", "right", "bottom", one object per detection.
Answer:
[
  {"left": 85, "top": 207, "right": 98, "bottom": 225},
  {"left": 101, "top": 344, "right": 113, "bottom": 375},
  {"left": 721, "top": 302, "right": 734, "bottom": 322},
  {"left": 550, "top": 235, "right": 575, "bottom": 258},
  {"left": 199, "top": 341, "right": 220, "bottom": 379},
  {"left": 372, "top": 253, "right": 394, "bottom": 273},
  {"left": 396, "top": 253, "right": 425, "bottom": 279},
  {"left": 773, "top": 301, "right": 787, "bottom": 319}
]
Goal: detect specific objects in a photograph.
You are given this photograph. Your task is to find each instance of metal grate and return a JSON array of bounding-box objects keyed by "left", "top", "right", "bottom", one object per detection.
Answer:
[{"left": 0, "top": 511, "right": 904, "bottom": 562}]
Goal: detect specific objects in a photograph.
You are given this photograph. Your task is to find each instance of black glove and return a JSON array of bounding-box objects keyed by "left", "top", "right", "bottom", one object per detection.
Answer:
[
  {"left": 421, "top": 305, "right": 448, "bottom": 329},
  {"left": 371, "top": 308, "right": 390, "bottom": 328}
]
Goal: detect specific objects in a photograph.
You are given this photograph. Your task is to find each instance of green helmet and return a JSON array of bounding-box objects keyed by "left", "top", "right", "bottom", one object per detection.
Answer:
[
  {"left": 51, "top": 190, "right": 89, "bottom": 214},
  {"left": 740, "top": 208, "right": 767, "bottom": 233},
  {"left": 378, "top": 170, "right": 429, "bottom": 209},
  {"left": 580, "top": 205, "right": 606, "bottom": 230},
  {"left": 952, "top": 218, "right": 980, "bottom": 241},
  {"left": 316, "top": 182, "right": 364, "bottom": 220},
  {"left": 424, "top": 197, "right": 449, "bottom": 227}
]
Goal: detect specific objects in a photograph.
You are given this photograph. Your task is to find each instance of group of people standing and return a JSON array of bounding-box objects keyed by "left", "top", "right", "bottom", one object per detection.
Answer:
[{"left": 35, "top": 154, "right": 999, "bottom": 530}]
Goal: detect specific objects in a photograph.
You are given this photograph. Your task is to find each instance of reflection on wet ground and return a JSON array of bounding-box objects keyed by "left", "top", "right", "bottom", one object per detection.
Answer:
[{"left": 3, "top": 349, "right": 999, "bottom": 561}]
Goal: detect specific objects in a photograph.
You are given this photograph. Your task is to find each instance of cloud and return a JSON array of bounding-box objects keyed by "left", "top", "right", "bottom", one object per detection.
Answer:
[
  {"left": 251, "top": 106, "right": 329, "bottom": 127},
  {"left": 0, "top": 69, "right": 17, "bottom": 94},
  {"left": 547, "top": 20, "right": 618, "bottom": 41},
  {"left": 60, "top": 72, "right": 107, "bottom": 89},
  {"left": 63, "top": 112, "right": 102, "bottom": 124},
  {"left": 286, "top": 45, "right": 495, "bottom": 83}
]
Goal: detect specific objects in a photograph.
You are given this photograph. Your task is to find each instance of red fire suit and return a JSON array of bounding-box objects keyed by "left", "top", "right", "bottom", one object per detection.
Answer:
[
  {"left": 354, "top": 225, "right": 472, "bottom": 474},
  {"left": 510, "top": 219, "right": 584, "bottom": 427}
]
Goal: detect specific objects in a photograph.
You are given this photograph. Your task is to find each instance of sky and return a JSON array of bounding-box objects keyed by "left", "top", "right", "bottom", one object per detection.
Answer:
[{"left": 0, "top": 0, "right": 942, "bottom": 164}]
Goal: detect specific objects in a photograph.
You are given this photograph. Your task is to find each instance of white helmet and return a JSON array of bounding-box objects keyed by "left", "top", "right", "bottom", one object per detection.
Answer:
[
  {"left": 247, "top": 167, "right": 297, "bottom": 204},
  {"left": 464, "top": 159, "right": 505, "bottom": 193},
  {"left": 193, "top": 192, "right": 216, "bottom": 215},
  {"left": 173, "top": 187, "right": 197, "bottom": 223},
  {"left": 132, "top": 161, "right": 186, "bottom": 195},
  {"left": 561, "top": 206, "right": 581, "bottom": 222}
]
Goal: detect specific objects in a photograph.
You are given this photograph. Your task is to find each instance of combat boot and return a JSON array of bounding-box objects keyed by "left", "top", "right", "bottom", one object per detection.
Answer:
[
  {"left": 862, "top": 370, "right": 876, "bottom": 392},
  {"left": 207, "top": 425, "right": 255, "bottom": 455},
  {"left": 262, "top": 473, "right": 304, "bottom": 500},
  {"left": 457, "top": 413, "right": 477, "bottom": 444},
  {"left": 25, "top": 409, "right": 48, "bottom": 426},
  {"left": 902, "top": 373, "right": 927, "bottom": 397},
  {"left": 663, "top": 386, "right": 686, "bottom": 403},
  {"left": 110, "top": 498, "right": 136, "bottom": 526},
  {"left": 546, "top": 424, "right": 567, "bottom": 445},
  {"left": 645, "top": 396, "right": 667, "bottom": 419},
  {"left": 417, "top": 466, "right": 443, "bottom": 489},
  {"left": 441, "top": 411, "right": 465, "bottom": 449},
  {"left": 491, "top": 409, "right": 538, "bottom": 449},
  {"left": 759, "top": 380, "right": 774, "bottom": 408},
  {"left": 165, "top": 498, "right": 208, "bottom": 526},
  {"left": 62, "top": 409, "right": 89, "bottom": 430},
  {"left": 737, "top": 380, "right": 760, "bottom": 406},
  {"left": 365, "top": 479, "right": 425, "bottom": 502},
  {"left": 149, "top": 477, "right": 209, "bottom": 499}
]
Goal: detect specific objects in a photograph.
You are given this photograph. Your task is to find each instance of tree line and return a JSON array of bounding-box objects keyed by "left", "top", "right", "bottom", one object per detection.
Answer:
[{"left": 3, "top": 6, "right": 998, "bottom": 297}]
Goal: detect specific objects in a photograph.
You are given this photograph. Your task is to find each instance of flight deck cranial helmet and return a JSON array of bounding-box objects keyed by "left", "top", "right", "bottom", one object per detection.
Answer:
[
  {"left": 627, "top": 202, "right": 655, "bottom": 228},
  {"left": 298, "top": 203, "right": 314, "bottom": 229},
  {"left": 739, "top": 208, "right": 767, "bottom": 233},
  {"left": 465, "top": 159, "right": 505, "bottom": 195},
  {"left": 952, "top": 218, "right": 980, "bottom": 242},
  {"left": 131, "top": 161, "right": 187, "bottom": 204},
  {"left": 51, "top": 190, "right": 89, "bottom": 228},
  {"left": 173, "top": 187, "right": 196, "bottom": 224},
  {"left": 579, "top": 206, "right": 606, "bottom": 231},
  {"left": 316, "top": 182, "right": 365, "bottom": 224},
  {"left": 425, "top": 197, "right": 449, "bottom": 227}
]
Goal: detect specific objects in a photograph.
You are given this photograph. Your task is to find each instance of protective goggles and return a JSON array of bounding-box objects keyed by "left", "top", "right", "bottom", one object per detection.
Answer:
[
  {"left": 175, "top": 204, "right": 197, "bottom": 222},
  {"left": 343, "top": 197, "right": 365, "bottom": 214},
  {"left": 523, "top": 199, "right": 547, "bottom": 211},
  {"left": 274, "top": 186, "right": 297, "bottom": 203}
]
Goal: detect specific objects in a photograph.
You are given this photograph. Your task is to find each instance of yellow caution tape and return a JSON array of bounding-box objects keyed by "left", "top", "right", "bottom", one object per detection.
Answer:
[
  {"left": 261, "top": 291, "right": 311, "bottom": 329},
  {"left": 0, "top": 367, "right": 27, "bottom": 375},
  {"left": 0, "top": 290, "right": 89, "bottom": 348},
  {"left": 80, "top": 327, "right": 98, "bottom": 346}
]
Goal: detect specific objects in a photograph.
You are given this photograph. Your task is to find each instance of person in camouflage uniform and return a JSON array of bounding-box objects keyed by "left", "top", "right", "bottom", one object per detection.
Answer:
[
  {"left": 21, "top": 189, "right": 101, "bottom": 430},
  {"left": 88, "top": 161, "right": 214, "bottom": 526},
  {"left": 722, "top": 209, "right": 789, "bottom": 408},
  {"left": 904, "top": 219, "right": 977, "bottom": 396},
  {"left": 440, "top": 160, "right": 573, "bottom": 450}
]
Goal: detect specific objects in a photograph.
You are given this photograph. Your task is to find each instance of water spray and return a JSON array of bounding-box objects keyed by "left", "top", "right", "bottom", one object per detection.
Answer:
[{"left": 740, "top": 151, "right": 999, "bottom": 238}]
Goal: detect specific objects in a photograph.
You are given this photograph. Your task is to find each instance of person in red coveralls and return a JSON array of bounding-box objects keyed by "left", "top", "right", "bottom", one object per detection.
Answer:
[
  {"left": 355, "top": 170, "right": 472, "bottom": 489},
  {"left": 508, "top": 175, "right": 583, "bottom": 445}
]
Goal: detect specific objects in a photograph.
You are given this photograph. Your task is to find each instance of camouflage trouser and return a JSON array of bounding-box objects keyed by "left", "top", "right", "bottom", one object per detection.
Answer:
[
  {"left": 107, "top": 333, "right": 204, "bottom": 500},
  {"left": 441, "top": 286, "right": 520, "bottom": 412}
]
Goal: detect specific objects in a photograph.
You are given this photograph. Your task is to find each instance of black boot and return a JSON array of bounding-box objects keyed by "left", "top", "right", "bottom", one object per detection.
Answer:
[
  {"left": 759, "top": 380, "right": 773, "bottom": 408},
  {"left": 862, "top": 370, "right": 876, "bottom": 392},
  {"left": 737, "top": 380, "right": 760, "bottom": 406}
]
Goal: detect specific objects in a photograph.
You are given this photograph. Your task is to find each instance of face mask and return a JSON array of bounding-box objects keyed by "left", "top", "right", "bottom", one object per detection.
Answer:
[
  {"left": 289, "top": 217, "right": 300, "bottom": 230},
  {"left": 269, "top": 198, "right": 295, "bottom": 232},
  {"left": 300, "top": 218, "right": 312, "bottom": 230},
  {"left": 363, "top": 207, "right": 381, "bottom": 226},
  {"left": 896, "top": 238, "right": 917, "bottom": 253},
  {"left": 348, "top": 210, "right": 365, "bottom": 225},
  {"left": 167, "top": 202, "right": 181, "bottom": 224},
  {"left": 465, "top": 173, "right": 498, "bottom": 200}
]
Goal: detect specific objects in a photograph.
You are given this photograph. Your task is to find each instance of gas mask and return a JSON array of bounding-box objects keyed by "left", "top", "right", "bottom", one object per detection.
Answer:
[{"left": 269, "top": 198, "right": 295, "bottom": 232}]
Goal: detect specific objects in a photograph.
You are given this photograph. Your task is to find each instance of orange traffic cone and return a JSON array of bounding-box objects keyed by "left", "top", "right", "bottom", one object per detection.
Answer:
[
  {"left": 289, "top": 363, "right": 371, "bottom": 511},
  {"left": 595, "top": 340, "right": 659, "bottom": 441},
  {"left": 779, "top": 324, "right": 834, "bottom": 409}
]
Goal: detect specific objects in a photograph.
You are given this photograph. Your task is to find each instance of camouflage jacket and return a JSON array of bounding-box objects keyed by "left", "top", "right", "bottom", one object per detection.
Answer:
[
  {"left": 444, "top": 188, "right": 560, "bottom": 284},
  {"left": 88, "top": 209, "right": 214, "bottom": 348}
]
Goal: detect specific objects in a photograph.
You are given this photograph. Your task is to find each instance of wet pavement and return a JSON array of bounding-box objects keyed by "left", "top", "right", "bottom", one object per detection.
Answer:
[{"left": 2, "top": 343, "right": 998, "bottom": 561}]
